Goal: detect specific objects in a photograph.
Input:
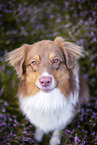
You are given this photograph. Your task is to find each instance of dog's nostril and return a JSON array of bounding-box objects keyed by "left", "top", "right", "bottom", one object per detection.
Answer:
[{"left": 39, "top": 77, "right": 52, "bottom": 87}]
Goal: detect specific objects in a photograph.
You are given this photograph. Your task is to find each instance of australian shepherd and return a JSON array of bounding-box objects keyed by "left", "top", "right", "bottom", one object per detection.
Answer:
[{"left": 5, "top": 37, "right": 89, "bottom": 145}]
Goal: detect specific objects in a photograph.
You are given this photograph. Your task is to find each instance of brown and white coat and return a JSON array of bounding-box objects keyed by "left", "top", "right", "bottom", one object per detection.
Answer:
[{"left": 5, "top": 37, "right": 89, "bottom": 145}]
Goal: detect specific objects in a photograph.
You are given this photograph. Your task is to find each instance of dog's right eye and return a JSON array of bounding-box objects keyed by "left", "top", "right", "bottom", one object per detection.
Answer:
[{"left": 53, "top": 58, "right": 59, "bottom": 63}]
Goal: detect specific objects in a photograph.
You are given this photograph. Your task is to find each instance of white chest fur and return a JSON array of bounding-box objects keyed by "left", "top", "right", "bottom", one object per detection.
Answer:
[{"left": 19, "top": 87, "right": 79, "bottom": 133}]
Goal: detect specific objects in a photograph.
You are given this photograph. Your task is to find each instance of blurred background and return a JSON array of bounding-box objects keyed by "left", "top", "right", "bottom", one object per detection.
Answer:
[{"left": 0, "top": 0, "right": 97, "bottom": 144}]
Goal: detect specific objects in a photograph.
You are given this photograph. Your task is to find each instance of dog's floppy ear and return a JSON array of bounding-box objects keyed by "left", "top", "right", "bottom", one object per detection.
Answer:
[
  {"left": 54, "top": 37, "right": 85, "bottom": 68},
  {"left": 4, "top": 44, "right": 29, "bottom": 77}
]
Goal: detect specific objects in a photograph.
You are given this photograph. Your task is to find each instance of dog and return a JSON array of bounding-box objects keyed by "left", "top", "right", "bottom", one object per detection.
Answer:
[{"left": 5, "top": 37, "right": 89, "bottom": 145}]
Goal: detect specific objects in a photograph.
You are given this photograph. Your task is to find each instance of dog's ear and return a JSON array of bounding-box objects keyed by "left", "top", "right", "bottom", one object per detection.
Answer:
[
  {"left": 4, "top": 44, "right": 29, "bottom": 77},
  {"left": 54, "top": 37, "right": 85, "bottom": 68}
]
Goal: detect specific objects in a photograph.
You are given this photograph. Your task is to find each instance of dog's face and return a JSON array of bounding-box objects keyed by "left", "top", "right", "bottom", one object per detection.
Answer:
[
  {"left": 5, "top": 37, "right": 84, "bottom": 97},
  {"left": 25, "top": 40, "right": 69, "bottom": 96}
]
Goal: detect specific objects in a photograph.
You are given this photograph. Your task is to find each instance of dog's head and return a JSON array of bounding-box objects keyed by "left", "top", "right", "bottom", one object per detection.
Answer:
[{"left": 5, "top": 37, "right": 84, "bottom": 97}]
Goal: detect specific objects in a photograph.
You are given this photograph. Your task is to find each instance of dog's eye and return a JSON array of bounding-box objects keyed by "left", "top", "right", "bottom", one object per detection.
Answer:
[
  {"left": 53, "top": 58, "right": 59, "bottom": 63},
  {"left": 31, "top": 60, "right": 37, "bottom": 65}
]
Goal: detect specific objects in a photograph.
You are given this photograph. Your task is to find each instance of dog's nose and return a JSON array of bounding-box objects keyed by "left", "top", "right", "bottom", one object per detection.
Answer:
[{"left": 39, "top": 77, "right": 52, "bottom": 87}]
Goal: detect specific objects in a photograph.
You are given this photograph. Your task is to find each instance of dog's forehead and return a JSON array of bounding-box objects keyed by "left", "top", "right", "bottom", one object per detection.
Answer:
[{"left": 27, "top": 40, "right": 63, "bottom": 58}]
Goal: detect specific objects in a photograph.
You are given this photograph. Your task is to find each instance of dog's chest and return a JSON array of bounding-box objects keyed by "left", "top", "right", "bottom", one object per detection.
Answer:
[{"left": 19, "top": 88, "right": 78, "bottom": 133}]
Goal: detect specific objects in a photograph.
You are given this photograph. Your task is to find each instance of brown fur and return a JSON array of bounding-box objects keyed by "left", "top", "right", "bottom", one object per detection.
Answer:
[
  {"left": 55, "top": 37, "right": 85, "bottom": 68},
  {"left": 5, "top": 37, "right": 89, "bottom": 104},
  {"left": 17, "top": 72, "right": 40, "bottom": 97}
]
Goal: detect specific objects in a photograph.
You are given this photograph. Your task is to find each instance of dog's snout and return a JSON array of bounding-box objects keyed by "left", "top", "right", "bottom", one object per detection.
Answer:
[{"left": 39, "top": 77, "right": 52, "bottom": 87}]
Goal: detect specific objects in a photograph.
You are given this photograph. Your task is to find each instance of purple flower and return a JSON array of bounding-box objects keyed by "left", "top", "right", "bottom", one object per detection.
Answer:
[
  {"left": 49, "top": 14, "right": 54, "bottom": 19},
  {"left": 56, "top": 18, "right": 61, "bottom": 23},
  {"left": 74, "top": 135, "right": 78, "bottom": 145}
]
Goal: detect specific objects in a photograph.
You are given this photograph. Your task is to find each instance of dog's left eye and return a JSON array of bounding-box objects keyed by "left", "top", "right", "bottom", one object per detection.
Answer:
[{"left": 31, "top": 60, "right": 37, "bottom": 65}]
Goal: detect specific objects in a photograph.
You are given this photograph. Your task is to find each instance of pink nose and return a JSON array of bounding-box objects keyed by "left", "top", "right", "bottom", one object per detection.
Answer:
[{"left": 39, "top": 77, "right": 52, "bottom": 87}]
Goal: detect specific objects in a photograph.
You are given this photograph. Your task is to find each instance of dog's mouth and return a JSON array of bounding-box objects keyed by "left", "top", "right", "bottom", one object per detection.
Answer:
[
  {"left": 36, "top": 82, "right": 58, "bottom": 93},
  {"left": 37, "top": 82, "right": 58, "bottom": 93},
  {"left": 40, "top": 87, "right": 54, "bottom": 92}
]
